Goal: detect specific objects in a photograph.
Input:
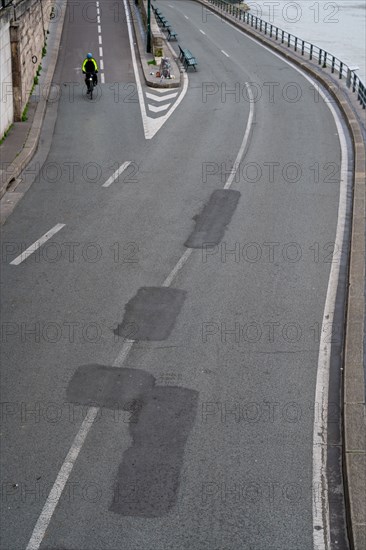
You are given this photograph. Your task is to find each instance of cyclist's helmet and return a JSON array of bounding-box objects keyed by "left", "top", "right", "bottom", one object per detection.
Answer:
[{"left": 87, "top": 53, "right": 93, "bottom": 59}]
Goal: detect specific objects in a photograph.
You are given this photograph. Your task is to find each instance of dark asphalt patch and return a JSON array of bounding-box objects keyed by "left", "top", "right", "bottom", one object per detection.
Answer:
[
  {"left": 184, "top": 189, "right": 241, "bottom": 248},
  {"left": 66, "top": 365, "right": 154, "bottom": 411},
  {"left": 67, "top": 365, "right": 199, "bottom": 517},
  {"left": 114, "top": 287, "right": 186, "bottom": 340},
  {"left": 110, "top": 385, "right": 199, "bottom": 517}
]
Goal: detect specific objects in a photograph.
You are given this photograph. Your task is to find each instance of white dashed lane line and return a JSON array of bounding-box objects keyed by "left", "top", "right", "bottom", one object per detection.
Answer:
[
  {"left": 10, "top": 224, "right": 66, "bottom": 265},
  {"left": 102, "top": 162, "right": 133, "bottom": 188},
  {"left": 199, "top": 29, "right": 206, "bottom": 35},
  {"left": 96, "top": 1, "right": 105, "bottom": 83},
  {"left": 221, "top": 50, "right": 230, "bottom": 57}
]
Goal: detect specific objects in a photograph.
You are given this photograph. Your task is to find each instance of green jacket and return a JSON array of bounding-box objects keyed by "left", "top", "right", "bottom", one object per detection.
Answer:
[{"left": 82, "top": 58, "right": 98, "bottom": 73}]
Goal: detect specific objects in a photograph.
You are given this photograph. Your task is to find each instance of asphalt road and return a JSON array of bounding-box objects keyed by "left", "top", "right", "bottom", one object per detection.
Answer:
[{"left": 0, "top": 1, "right": 353, "bottom": 549}]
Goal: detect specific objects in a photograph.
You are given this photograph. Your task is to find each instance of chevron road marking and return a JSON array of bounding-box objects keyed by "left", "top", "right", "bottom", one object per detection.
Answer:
[
  {"left": 148, "top": 103, "right": 171, "bottom": 113},
  {"left": 124, "top": 0, "right": 188, "bottom": 139},
  {"left": 146, "top": 92, "right": 178, "bottom": 102}
]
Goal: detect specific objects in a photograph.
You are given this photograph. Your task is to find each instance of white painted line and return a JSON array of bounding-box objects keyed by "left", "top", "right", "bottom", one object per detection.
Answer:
[
  {"left": 101, "top": 73, "right": 105, "bottom": 84},
  {"left": 10, "top": 224, "right": 65, "bottom": 265},
  {"left": 97, "top": 15, "right": 100, "bottom": 23},
  {"left": 98, "top": 35, "right": 102, "bottom": 45},
  {"left": 25, "top": 407, "right": 99, "bottom": 550},
  {"left": 184, "top": 15, "right": 189, "bottom": 19},
  {"left": 168, "top": 4, "right": 174, "bottom": 7},
  {"left": 199, "top": 29, "right": 206, "bottom": 35},
  {"left": 123, "top": 0, "right": 188, "bottom": 139},
  {"left": 146, "top": 91, "right": 178, "bottom": 102},
  {"left": 100, "top": 59, "right": 104, "bottom": 70},
  {"left": 216, "top": 15, "right": 349, "bottom": 549},
  {"left": 162, "top": 248, "right": 192, "bottom": 288},
  {"left": 150, "top": 88, "right": 179, "bottom": 94},
  {"left": 96, "top": 1, "right": 99, "bottom": 6},
  {"left": 97, "top": 8, "right": 100, "bottom": 15},
  {"left": 102, "top": 161, "right": 132, "bottom": 188},
  {"left": 221, "top": 50, "right": 230, "bottom": 57},
  {"left": 311, "top": 81, "right": 348, "bottom": 550},
  {"left": 98, "top": 25, "right": 101, "bottom": 33},
  {"left": 224, "top": 82, "right": 254, "bottom": 190},
  {"left": 24, "top": 205, "right": 193, "bottom": 550},
  {"left": 113, "top": 340, "right": 135, "bottom": 367},
  {"left": 148, "top": 103, "right": 171, "bottom": 113},
  {"left": 99, "top": 47, "right": 103, "bottom": 58}
]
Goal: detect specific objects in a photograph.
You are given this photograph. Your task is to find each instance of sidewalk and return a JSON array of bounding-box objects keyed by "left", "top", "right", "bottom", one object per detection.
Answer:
[
  {"left": 0, "top": 0, "right": 67, "bottom": 223},
  {"left": 0, "top": 0, "right": 182, "bottom": 224}
]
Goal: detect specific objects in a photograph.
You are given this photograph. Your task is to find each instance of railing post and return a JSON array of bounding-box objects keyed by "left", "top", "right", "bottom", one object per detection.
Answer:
[
  {"left": 275, "top": 27, "right": 278, "bottom": 40},
  {"left": 331, "top": 57, "right": 335, "bottom": 73},
  {"left": 323, "top": 51, "right": 327, "bottom": 68},
  {"left": 287, "top": 33, "right": 291, "bottom": 47},
  {"left": 310, "top": 44, "right": 313, "bottom": 60},
  {"left": 264, "top": 21, "right": 267, "bottom": 34},
  {"left": 301, "top": 40, "right": 304, "bottom": 55},
  {"left": 318, "top": 49, "right": 322, "bottom": 65},
  {"left": 281, "top": 30, "right": 284, "bottom": 43},
  {"left": 294, "top": 37, "right": 297, "bottom": 51},
  {"left": 339, "top": 61, "right": 343, "bottom": 79}
]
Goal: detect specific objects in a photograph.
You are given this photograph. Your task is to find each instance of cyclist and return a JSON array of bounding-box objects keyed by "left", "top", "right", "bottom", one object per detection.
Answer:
[{"left": 82, "top": 53, "right": 98, "bottom": 93}]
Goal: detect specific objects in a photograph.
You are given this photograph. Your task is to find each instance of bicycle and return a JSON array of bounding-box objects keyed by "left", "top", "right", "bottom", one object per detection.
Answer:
[{"left": 85, "top": 72, "right": 95, "bottom": 99}]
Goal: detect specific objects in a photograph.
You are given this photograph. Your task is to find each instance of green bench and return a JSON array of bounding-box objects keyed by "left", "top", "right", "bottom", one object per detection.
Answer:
[
  {"left": 178, "top": 45, "right": 197, "bottom": 71},
  {"left": 167, "top": 28, "right": 178, "bottom": 40}
]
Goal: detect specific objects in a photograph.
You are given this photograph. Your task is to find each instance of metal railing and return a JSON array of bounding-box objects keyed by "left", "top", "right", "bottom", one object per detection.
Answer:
[{"left": 206, "top": 0, "right": 366, "bottom": 109}]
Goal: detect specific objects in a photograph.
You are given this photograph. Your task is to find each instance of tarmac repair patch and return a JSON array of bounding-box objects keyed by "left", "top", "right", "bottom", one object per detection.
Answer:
[
  {"left": 66, "top": 365, "right": 199, "bottom": 517},
  {"left": 114, "top": 287, "right": 186, "bottom": 341},
  {"left": 185, "top": 189, "right": 241, "bottom": 248},
  {"left": 110, "top": 385, "right": 199, "bottom": 517}
]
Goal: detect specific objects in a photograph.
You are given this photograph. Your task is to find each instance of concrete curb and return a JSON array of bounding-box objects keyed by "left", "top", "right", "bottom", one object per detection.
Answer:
[
  {"left": 192, "top": 1, "right": 366, "bottom": 547},
  {"left": 128, "top": 0, "right": 182, "bottom": 89},
  {"left": 0, "top": 0, "right": 67, "bottom": 203}
]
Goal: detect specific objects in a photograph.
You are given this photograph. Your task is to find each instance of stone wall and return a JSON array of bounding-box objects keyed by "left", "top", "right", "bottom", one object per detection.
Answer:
[
  {"left": 0, "top": 7, "right": 13, "bottom": 137},
  {"left": 0, "top": 0, "right": 54, "bottom": 136}
]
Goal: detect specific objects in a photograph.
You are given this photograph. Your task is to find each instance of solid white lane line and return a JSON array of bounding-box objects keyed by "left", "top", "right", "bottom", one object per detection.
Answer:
[
  {"left": 224, "top": 83, "right": 254, "bottom": 190},
  {"left": 102, "top": 161, "right": 132, "bottom": 187},
  {"left": 221, "top": 50, "right": 230, "bottom": 57},
  {"left": 25, "top": 407, "right": 99, "bottom": 550},
  {"left": 99, "top": 46, "right": 103, "bottom": 57},
  {"left": 199, "top": 29, "right": 206, "bottom": 35},
  {"left": 211, "top": 12, "right": 349, "bottom": 549},
  {"left": 311, "top": 84, "right": 348, "bottom": 550},
  {"left": 98, "top": 35, "right": 102, "bottom": 44},
  {"left": 10, "top": 224, "right": 65, "bottom": 265}
]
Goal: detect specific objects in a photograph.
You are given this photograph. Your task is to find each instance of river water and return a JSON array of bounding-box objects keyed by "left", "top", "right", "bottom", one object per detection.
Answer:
[{"left": 245, "top": 1, "right": 366, "bottom": 81}]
